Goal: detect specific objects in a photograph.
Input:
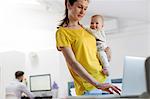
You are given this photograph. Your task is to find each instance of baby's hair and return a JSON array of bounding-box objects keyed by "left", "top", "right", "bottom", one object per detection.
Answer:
[{"left": 91, "top": 14, "right": 104, "bottom": 24}]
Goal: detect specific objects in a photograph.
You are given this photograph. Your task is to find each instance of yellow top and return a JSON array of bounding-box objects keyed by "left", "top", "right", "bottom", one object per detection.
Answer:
[{"left": 56, "top": 27, "right": 106, "bottom": 95}]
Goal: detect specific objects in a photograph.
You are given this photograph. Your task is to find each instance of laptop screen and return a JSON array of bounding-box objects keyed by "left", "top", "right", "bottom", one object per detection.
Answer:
[{"left": 122, "top": 56, "right": 146, "bottom": 96}]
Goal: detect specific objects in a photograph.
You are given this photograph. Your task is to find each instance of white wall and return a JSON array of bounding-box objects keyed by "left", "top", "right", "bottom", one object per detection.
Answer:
[
  {"left": 107, "top": 24, "right": 149, "bottom": 79},
  {"left": 0, "top": 51, "right": 25, "bottom": 99},
  {"left": 148, "top": 0, "right": 150, "bottom": 54},
  {"left": 0, "top": 0, "right": 62, "bottom": 52},
  {"left": 25, "top": 49, "right": 72, "bottom": 98},
  {"left": 0, "top": 64, "right": 5, "bottom": 99},
  {"left": 25, "top": 49, "right": 60, "bottom": 83},
  {"left": 0, "top": 1, "right": 70, "bottom": 98}
]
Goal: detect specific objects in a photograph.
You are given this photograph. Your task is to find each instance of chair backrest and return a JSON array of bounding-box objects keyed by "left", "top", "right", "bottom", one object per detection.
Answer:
[
  {"left": 6, "top": 95, "right": 18, "bottom": 99},
  {"left": 6, "top": 93, "right": 18, "bottom": 99}
]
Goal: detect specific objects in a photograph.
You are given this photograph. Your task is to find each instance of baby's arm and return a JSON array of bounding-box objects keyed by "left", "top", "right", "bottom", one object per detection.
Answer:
[{"left": 96, "top": 51, "right": 109, "bottom": 76}]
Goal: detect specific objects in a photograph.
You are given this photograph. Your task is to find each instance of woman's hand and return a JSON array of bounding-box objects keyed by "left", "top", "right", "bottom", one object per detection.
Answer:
[
  {"left": 95, "top": 83, "right": 121, "bottom": 95},
  {"left": 104, "top": 47, "right": 111, "bottom": 62}
]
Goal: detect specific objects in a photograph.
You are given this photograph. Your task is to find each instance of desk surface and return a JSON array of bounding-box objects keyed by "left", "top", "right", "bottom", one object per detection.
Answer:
[{"left": 66, "top": 96, "right": 150, "bottom": 99}]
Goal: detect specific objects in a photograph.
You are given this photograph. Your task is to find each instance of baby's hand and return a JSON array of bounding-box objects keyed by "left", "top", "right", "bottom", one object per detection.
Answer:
[{"left": 102, "top": 67, "right": 109, "bottom": 76}]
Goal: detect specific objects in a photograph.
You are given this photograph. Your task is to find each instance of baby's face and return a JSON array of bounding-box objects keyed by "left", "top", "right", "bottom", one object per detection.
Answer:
[{"left": 90, "top": 16, "right": 103, "bottom": 30}]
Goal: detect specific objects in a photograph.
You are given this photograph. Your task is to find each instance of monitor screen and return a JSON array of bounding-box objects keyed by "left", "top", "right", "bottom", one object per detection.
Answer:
[{"left": 29, "top": 74, "right": 51, "bottom": 92}]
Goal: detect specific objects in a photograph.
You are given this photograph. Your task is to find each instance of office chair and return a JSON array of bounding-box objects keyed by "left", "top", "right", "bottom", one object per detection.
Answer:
[
  {"left": 6, "top": 94, "right": 18, "bottom": 99},
  {"left": 145, "top": 56, "right": 150, "bottom": 95}
]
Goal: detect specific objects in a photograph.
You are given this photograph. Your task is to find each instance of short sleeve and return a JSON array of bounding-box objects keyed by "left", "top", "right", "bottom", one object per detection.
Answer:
[{"left": 56, "top": 28, "right": 71, "bottom": 51}]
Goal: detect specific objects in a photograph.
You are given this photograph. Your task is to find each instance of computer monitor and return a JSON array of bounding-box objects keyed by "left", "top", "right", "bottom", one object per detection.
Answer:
[{"left": 29, "top": 74, "right": 51, "bottom": 92}]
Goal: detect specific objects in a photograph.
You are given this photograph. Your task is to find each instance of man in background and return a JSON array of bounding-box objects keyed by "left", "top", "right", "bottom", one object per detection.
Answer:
[{"left": 6, "top": 71, "right": 34, "bottom": 99}]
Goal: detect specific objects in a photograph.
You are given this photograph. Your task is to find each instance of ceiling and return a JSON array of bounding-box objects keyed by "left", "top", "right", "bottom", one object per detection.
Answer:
[
  {"left": 9, "top": 0, "right": 150, "bottom": 33},
  {"left": 13, "top": 0, "right": 149, "bottom": 22},
  {"left": 85, "top": 0, "right": 149, "bottom": 32},
  {"left": 37, "top": 0, "right": 149, "bottom": 20},
  {"left": 88, "top": 0, "right": 148, "bottom": 21},
  {"left": 37, "top": 0, "right": 149, "bottom": 30}
]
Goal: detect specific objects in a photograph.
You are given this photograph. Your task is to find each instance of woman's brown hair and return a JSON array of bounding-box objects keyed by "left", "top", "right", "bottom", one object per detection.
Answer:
[{"left": 58, "top": 0, "right": 89, "bottom": 28}]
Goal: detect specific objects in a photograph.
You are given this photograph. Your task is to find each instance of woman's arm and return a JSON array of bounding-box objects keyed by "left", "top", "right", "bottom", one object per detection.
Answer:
[
  {"left": 61, "top": 47, "right": 121, "bottom": 94},
  {"left": 61, "top": 47, "right": 99, "bottom": 87}
]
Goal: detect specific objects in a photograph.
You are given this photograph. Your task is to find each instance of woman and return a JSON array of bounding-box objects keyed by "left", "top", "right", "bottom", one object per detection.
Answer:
[{"left": 56, "top": 0, "right": 121, "bottom": 95}]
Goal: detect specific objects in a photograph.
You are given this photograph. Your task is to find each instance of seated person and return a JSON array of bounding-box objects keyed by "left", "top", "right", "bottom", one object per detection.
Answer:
[{"left": 6, "top": 71, "right": 34, "bottom": 99}]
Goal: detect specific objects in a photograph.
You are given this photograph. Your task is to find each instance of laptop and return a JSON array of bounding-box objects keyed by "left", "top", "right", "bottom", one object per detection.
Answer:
[
  {"left": 67, "top": 56, "right": 150, "bottom": 99},
  {"left": 120, "top": 56, "right": 147, "bottom": 97},
  {"left": 96, "top": 56, "right": 147, "bottom": 98}
]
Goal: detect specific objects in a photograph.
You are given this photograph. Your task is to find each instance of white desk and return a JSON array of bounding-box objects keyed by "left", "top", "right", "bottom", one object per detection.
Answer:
[{"left": 66, "top": 95, "right": 150, "bottom": 99}]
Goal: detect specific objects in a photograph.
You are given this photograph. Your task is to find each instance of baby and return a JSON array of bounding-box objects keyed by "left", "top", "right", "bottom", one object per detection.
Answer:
[{"left": 87, "top": 14, "right": 111, "bottom": 77}]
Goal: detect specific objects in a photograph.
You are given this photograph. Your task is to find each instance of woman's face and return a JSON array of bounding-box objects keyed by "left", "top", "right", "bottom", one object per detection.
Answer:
[{"left": 68, "top": 0, "right": 89, "bottom": 21}]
